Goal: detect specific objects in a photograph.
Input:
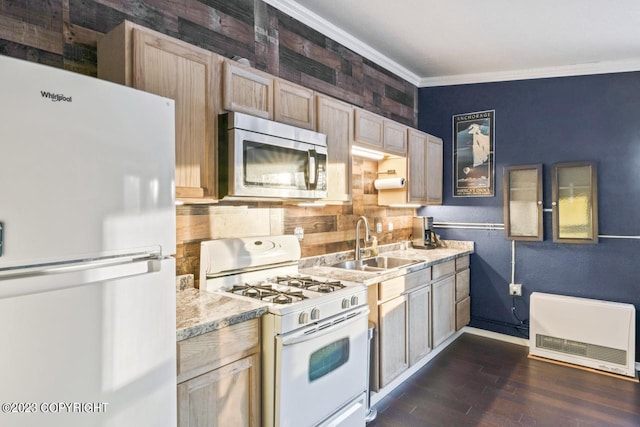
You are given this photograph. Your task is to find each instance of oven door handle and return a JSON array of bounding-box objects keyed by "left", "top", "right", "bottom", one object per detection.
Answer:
[{"left": 281, "top": 310, "right": 369, "bottom": 346}]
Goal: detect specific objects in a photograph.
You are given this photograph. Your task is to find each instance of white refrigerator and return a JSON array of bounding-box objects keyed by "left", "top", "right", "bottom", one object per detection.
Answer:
[{"left": 0, "top": 55, "right": 177, "bottom": 426}]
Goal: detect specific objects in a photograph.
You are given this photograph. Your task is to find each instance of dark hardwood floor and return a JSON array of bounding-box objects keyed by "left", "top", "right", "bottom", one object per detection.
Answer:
[{"left": 368, "top": 333, "right": 640, "bottom": 427}]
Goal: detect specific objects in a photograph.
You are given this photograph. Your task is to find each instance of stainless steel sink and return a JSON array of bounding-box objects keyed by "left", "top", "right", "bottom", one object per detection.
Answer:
[{"left": 331, "top": 256, "right": 418, "bottom": 271}]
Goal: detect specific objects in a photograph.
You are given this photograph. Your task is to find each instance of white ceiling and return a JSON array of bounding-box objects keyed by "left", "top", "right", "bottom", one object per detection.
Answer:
[{"left": 266, "top": 0, "right": 640, "bottom": 87}]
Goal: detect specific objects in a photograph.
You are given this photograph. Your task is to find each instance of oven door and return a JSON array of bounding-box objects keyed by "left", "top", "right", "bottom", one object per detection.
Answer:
[
  {"left": 275, "top": 308, "right": 369, "bottom": 427},
  {"left": 227, "top": 128, "right": 327, "bottom": 199}
]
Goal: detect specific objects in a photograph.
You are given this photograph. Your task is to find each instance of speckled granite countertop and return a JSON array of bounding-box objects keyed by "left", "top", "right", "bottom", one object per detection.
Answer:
[
  {"left": 176, "top": 287, "right": 268, "bottom": 342},
  {"left": 176, "top": 240, "right": 473, "bottom": 341},
  {"left": 299, "top": 240, "right": 474, "bottom": 286}
]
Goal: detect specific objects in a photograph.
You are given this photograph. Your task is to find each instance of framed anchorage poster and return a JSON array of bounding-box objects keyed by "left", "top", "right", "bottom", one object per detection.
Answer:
[{"left": 453, "top": 110, "right": 495, "bottom": 197}]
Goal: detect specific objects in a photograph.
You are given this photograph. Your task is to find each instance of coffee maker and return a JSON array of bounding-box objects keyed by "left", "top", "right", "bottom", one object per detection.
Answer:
[{"left": 412, "top": 216, "right": 438, "bottom": 249}]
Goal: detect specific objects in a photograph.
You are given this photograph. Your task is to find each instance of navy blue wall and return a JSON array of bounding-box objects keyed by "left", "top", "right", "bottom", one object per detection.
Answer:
[{"left": 418, "top": 72, "right": 640, "bottom": 361}]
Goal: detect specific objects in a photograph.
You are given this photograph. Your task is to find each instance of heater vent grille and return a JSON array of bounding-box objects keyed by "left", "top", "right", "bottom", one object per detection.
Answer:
[{"left": 536, "top": 334, "right": 627, "bottom": 366}]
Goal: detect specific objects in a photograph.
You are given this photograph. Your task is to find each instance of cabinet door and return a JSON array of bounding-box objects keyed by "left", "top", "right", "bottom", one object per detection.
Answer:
[
  {"left": 432, "top": 276, "right": 455, "bottom": 348},
  {"left": 408, "top": 285, "right": 431, "bottom": 365},
  {"left": 378, "top": 295, "right": 408, "bottom": 388},
  {"left": 316, "top": 94, "right": 352, "bottom": 203},
  {"left": 504, "top": 164, "right": 543, "bottom": 240},
  {"left": 222, "top": 60, "right": 273, "bottom": 119},
  {"left": 408, "top": 129, "right": 427, "bottom": 203},
  {"left": 178, "top": 353, "right": 260, "bottom": 427},
  {"left": 552, "top": 162, "right": 598, "bottom": 244},
  {"left": 130, "top": 27, "right": 218, "bottom": 200},
  {"left": 354, "top": 108, "right": 384, "bottom": 150},
  {"left": 425, "top": 135, "right": 443, "bottom": 205},
  {"left": 383, "top": 120, "right": 407, "bottom": 155},
  {"left": 274, "top": 79, "right": 315, "bottom": 129}
]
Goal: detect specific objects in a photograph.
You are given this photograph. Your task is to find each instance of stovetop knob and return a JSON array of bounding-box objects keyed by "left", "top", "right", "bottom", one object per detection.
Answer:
[
  {"left": 299, "top": 312, "right": 309, "bottom": 324},
  {"left": 311, "top": 308, "right": 320, "bottom": 320},
  {"left": 342, "top": 298, "right": 350, "bottom": 309},
  {"left": 350, "top": 295, "right": 359, "bottom": 306}
]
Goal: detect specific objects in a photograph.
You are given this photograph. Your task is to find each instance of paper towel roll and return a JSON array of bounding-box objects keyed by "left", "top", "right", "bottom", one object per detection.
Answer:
[{"left": 374, "top": 177, "right": 406, "bottom": 190}]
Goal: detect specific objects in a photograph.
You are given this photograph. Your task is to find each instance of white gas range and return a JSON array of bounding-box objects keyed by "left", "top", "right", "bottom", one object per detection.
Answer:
[{"left": 200, "top": 235, "right": 369, "bottom": 427}]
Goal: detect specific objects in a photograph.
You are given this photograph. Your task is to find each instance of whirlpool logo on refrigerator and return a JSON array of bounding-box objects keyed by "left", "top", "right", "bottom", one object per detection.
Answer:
[{"left": 40, "top": 91, "right": 72, "bottom": 103}]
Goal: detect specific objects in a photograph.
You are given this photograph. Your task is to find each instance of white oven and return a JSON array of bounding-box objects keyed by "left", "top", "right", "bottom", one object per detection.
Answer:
[
  {"left": 263, "top": 305, "right": 369, "bottom": 427},
  {"left": 199, "top": 236, "right": 369, "bottom": 427}
]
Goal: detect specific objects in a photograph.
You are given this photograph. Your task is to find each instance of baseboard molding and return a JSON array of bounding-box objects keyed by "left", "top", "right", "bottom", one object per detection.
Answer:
[
  {"left": 370, "top": 327, "right": 637, "bottom": 409},
  {"left": 462, "top": 326, "right": 530, "bottom": 347}
]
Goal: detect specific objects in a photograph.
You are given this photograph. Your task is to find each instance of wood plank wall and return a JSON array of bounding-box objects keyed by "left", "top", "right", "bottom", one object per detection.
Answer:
[
  {"left": 1, "top": 0, "right": 419, "bottom": 280},
  {"left": 177, "top": 158, "right": 415, "bottom": 280}
]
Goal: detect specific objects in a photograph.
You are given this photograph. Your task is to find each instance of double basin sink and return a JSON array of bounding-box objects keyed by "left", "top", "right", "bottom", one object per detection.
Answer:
[{"left": 331, "top": 256, "right": 419, "bottom": 272}]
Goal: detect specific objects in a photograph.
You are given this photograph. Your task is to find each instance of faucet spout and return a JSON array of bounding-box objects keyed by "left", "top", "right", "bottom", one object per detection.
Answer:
[{"left": 355, "top": 216, "right": 371, "bottom": 261}]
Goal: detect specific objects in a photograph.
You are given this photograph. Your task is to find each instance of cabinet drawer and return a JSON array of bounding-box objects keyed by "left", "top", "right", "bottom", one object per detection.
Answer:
[
  {"left": 456, "top": 296, "right": 471, "bottom": 330},
  {"left": 432, "top": 260, "right": 455, "bottom": 280},
  {"left": 455, "top": 255, "right": 470, "bottom": 271},
  {"left": 378, "top": 267, "right": 430, "bottom": 301},
  {"left": 177, "top": 319, "right": 260, "bottom": 383},
  {"left": 455, "top": 268, "right": 470, "bottom": 302}
]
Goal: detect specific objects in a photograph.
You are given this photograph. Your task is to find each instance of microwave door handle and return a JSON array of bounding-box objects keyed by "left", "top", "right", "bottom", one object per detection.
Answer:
[{"left": 307, "top": 149, "right": 317, "bottom": 189}]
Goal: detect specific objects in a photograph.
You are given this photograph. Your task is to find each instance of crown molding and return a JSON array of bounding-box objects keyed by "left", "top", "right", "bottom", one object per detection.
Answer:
[
  {"left": 419, "top": 59, "right": 640, "bottom": 87},
  {"left": 262, "top": 0, "right": 422, "bottom": 86},
  {"left": 263, "top": 1, "right": 640, "bottom": 88}
]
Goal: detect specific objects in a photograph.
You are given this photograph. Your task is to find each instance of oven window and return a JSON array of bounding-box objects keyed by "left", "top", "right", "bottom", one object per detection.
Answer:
[{"left": 308, "top": 337, "right": 350, "bottom": 382}]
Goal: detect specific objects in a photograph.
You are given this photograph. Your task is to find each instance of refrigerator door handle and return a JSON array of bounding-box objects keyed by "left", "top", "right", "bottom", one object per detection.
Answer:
[{"left": 0, "top": 257, "right": 163, "bottom": 299}]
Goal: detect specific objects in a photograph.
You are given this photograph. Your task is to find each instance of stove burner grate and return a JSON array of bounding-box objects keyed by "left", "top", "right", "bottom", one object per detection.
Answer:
[
  {"left": 275, "top": 275, "right": 346, "bottom": 293},
  {"left": 230, "top": 283, "right": 308, "bottom": 303}
]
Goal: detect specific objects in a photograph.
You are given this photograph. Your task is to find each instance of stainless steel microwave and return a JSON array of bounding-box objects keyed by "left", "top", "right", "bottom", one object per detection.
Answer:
[{"left": 218, "top": 112, "right": 328, "bottom": 200}]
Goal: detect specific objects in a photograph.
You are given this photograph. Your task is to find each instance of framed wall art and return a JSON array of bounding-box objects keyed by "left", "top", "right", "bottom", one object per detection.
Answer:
[{"left": 453, "top": 110, "right": 495, "bottom": 197}]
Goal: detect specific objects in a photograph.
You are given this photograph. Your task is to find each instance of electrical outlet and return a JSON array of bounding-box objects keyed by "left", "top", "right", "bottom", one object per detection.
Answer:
[
  {"left": 388, "top": 222, "right": 394, "bottom": 232},
  {"left": 294, "top": 227, "right": 304, "bottom": 241},
  {"left": 509, "top": 283, "right": 522, "bottom": 296},
  {"left": 376, "top": 222, "right": 383, "bottom": 233}
]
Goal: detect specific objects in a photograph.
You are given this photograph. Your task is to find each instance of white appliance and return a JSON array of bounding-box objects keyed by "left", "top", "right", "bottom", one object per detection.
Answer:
[
  {"left": 200, "top": 235, "right": 369, "bottom": 427},
  {"left": 0, "top": 55, "right": 177, "bottom": 426},
  {"left": 530, "top": 292, "right": 637, "bottom": 378},
  {"left": 217, "top": 112, "right": 328, "bottom": 200}
]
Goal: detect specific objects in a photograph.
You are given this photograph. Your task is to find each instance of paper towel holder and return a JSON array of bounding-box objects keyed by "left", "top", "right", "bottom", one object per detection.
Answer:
[{"left": 377, "top": 169, "right": 397, "bottom": 175}]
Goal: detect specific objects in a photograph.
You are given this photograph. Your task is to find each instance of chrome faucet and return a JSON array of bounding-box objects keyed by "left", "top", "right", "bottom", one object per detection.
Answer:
[{"left": 355, "top": 216, "right": 371, "bottom": 260}]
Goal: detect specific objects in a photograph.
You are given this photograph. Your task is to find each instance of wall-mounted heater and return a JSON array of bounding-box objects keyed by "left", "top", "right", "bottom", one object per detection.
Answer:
[{"left": 529, "top": 292, "right": 637, "bottom": 378}]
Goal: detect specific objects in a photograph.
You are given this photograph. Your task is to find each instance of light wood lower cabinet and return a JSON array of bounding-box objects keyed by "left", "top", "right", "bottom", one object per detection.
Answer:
[
  {"left": 177, "top": 319, "right": 261, "bottom": 427},
  {"left": 407, "top": 284, "right": 432, "bottom": 365},
  {"left": 378, "top": 294, "right": 408, "bottom": 388},
  {"left": 432, "top": 275, "right": 456, "bottom": 348},
  {"left": 455, "top": 255, "right": 471, "bottom": 330},
  {"left": 374, "top": 268, "right": 431, "bottom": 388},
  {"left": 178, "top": 353, "right": 260, "bottom": 427}
]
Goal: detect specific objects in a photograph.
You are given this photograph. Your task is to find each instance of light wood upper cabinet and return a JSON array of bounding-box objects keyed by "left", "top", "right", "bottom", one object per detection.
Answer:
[
  {"left": 378, "top": 129, "right": 442, "bottom": 206},
  {"left": 316, "top": 94, "right": 352, "bottom": 203},
  {"left": 425, "top": 134, "right": 444, "bottom": 204},
  {"left": 383, "top": 120, "right": 407, "bottom": 156},
  {"left": 354, "top": 107, "right": 384, "bottom": 150},
  {"left": 274, "top": 80, "right": 315, "bottom": 129},
  {"left": 222, "top": 60, "right": 273, "bottom": 119},
  {"left": 407, "top": 129, "right": 443, "bottom": 205},
  {"left": 98, "top": 21, "right": 219, "bottom": 202},
  {"left": 353, "top": 108, "right": 408, "bottom": 156}
]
